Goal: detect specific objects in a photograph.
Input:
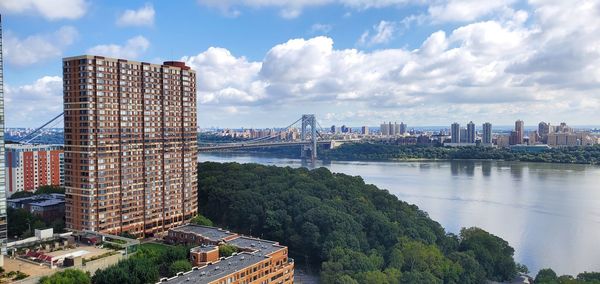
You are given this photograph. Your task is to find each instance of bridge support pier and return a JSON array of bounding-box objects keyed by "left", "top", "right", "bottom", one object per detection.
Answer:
[{"left": 301, "top": 114, "right": 317, "bottom": 160}]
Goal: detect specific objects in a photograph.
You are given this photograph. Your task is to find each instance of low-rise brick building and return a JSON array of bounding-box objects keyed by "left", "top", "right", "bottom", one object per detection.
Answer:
[{"left": 160, "top": 224, "right": 294, "bottom": 284}]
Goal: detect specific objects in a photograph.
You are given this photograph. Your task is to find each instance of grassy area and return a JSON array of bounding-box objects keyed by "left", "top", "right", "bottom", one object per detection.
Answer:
[{"left": 138, "top": 243, "right": 172, "bottom": 254}]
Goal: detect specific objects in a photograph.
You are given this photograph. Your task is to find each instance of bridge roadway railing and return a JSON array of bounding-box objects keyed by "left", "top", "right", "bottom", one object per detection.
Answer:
[{"left": 197, "top": 139, "right": 360, "bottom": 152}]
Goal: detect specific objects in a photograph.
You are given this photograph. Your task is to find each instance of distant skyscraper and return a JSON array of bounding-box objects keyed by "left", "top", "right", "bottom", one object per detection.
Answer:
[
  {"left": 451, "top": 123, "right": 460, "bottom": 143},
  {"left": 341, "top": 125, "right": 349, "bottom": 133},
  {"left": 361, "top": 126, "right": 369, "bottom": 135},
  {"left": 460, "top": 128, "right": 467, "bottom": 143},
  {"left": 389, "top": 122, "right": 395, "bottom": 136},
  {"left": 0, "top": 14, "right": 7, "bottom": 266},
  {"left": 538, "top": 121, "right": 550, "bottom": 144},
  {"left": 63, "top": 55, "right": 198, "bottom": 236},
  {"left": 515, "top": 120, "right": 524, "bottom": 145},
  {"left": 466, "top": 121, "right": 476, "bottom": 143},
  {"left": 538, "top": 122, "right": 549, "bottom": 135},
  {"left": 482, "top": 122, "right": 492, "bottom": 145},
  {"left": 399, "top": 122, "right": 407, "bottom": 135},
  {"left": 380, "top": 122, "right": 389, "bottom": 136}
]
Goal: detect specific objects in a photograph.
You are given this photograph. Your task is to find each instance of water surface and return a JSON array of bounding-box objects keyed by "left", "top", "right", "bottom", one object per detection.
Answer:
[{"left": 199, "top": 153, "right": 600, "bottom": 275}]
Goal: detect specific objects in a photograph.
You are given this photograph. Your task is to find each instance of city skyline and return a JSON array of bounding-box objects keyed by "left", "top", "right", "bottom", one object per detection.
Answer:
[{"left": 2, "top": 1, "right": 600, "bottom": 128}]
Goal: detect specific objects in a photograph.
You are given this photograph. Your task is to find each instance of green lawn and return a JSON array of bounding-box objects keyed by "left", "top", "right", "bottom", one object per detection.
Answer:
[{"left": 139, "top": 243, "right": 172, "bottom": 254}]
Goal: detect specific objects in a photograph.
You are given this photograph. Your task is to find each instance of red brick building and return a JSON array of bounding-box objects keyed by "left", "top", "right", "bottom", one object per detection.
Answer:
[
  {"left": 5, "top": 144, "right": 63, "bottom": 196},
  {"left": 63, "top": 55, "right": 198, "bottom": 236},
  {"left": 163, "top": 224, "right": 294, "bottom": 284}
]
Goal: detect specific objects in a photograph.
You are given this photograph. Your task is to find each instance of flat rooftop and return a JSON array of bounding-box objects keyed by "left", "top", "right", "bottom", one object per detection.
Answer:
[
  {"left": 171, "top": 225, "right": 237, "bottom": 242},
  {"left": 161, "top": 252, "right": 268, "bottom": 284},
  {"left": 227, "top": 236, "right": 283, "bottom": 256},
  {"left": 29, "top": 199, "right": 64, "bottom": 207},
  {"left": 191, "top": 245, "right": 218, "bottom": 253},
  {"left": 8, "top": 194, "right": 65, "bottom": 206}
]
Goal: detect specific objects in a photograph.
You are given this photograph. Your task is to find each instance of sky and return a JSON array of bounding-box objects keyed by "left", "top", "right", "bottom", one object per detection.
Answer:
[{"left": 1, "top": 0, "right": 600, "bottom": 128}]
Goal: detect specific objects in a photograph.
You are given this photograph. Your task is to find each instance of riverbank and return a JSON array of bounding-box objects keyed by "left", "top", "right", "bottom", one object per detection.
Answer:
[
  {"left": 228, "top": 143, "right": 600, "bottom": 165},
  {"left": 320, "top": 143, "right": 600, "bottom": 165}
]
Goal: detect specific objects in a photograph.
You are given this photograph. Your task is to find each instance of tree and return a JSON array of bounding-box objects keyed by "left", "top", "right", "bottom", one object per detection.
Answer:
[
  {"left": 119, "top": 231, "right": 137, "bottom": 239},
  {"left": 92, "top": 258, "right": 159, "bottom": 284},
  {"left": 577, "top": 272, "right": 600, "bottom": 282},
  {"left": 35, "top": 185, "right": 64, "bottom": 195},
  {"left": 458, "top": 227, "right": 517, "bottom": 281},
  {"left": 219, "top": 244, "right": 237, "bottom": 257},
  {"left": 557, "top": 275, "right": 576, "bottom": 284},
  {"left": 516, "top": 263, "right": 529, "bottom": 274},
  {"left": 534, "top": 268, "right": 558, "bottom": 284},
  {"left": 448, "top": 251, "right": 486, "bottom": 284},
  {"left": 9, "top": 191, "right": 34, "bottom": 199},
  {"left": 7, "top": 207, "right": 45, "bottom": 238},
  {"left": 39, "top": 269, "right": 90, "bottom": 284},
  {"left": 169, "top": 260, "right": 192, "bottom": 276},
  {"left": 190, "top": 214, "right": 214, "bottom": 226}
]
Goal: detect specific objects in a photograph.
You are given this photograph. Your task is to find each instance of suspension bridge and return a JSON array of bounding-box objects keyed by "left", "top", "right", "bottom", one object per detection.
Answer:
[
  {"left": 18, "top": 113, "right": 352, "bottom": 159},
  {"left": 198, "top": 114, "right": 355, "bottom": 159}
]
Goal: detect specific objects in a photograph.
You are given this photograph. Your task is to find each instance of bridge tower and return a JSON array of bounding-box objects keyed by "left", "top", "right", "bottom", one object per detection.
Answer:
[{"left": 300, "top": 114, "right": 317, "bottom": 159}]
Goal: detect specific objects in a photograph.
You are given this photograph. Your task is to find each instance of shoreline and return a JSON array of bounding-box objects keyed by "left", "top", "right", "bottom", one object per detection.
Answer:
[{"left": 200, "top": 151, "right": 600, "bottom": 167}]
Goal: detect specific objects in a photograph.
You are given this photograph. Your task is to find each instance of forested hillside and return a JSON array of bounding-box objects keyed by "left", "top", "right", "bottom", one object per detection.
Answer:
[{"left": 198, "top": 162, "right": 524, "bottom": 283}]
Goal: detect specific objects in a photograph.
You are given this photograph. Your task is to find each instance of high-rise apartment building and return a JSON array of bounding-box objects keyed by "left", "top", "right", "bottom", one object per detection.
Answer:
[
  {"left": 0, "top": 14, "right": 7, "bottom": 266},
  {"left": 466, "top": 121, "right": 476, "bottom": 143},
  {"left": 451, "top": 123, "right": 460, "bottom": 143},
  {"left": 5, "top": 144, "right": 64, "bottom": 196},
  {"left": 515, "top": 120, "right": 524, "bottom": 145},
  {"left": 63, "top": 55, "right": 198, "bottom": 237},
  {"left": 482, "top": 122, "right": 492, "bottom": 145},
  {"left": 361, "top": 126, "right": 369, "bottom": 135}
]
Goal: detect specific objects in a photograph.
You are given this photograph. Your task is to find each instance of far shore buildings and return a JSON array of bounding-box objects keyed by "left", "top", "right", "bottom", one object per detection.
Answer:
[
  {"left": 163, "top": 224, "right": 294, "bottom": 284},
  {"left": 62, "top": 55, "right": 198, "bottom": 237},
  {"left": 380, "top": 121, "right": 408, "bottom": 136},
  {"left": 4, "top": 144, "right": 64, "bottom": 197}
]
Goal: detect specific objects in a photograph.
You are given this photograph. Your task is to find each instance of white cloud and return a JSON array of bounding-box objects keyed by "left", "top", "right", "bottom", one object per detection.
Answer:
[
  {"left": 86, "top": 36, "right": 150, "bottom": 59},
  {"left": 310, "top": 23, "right": 333, "bottom": 34},
  {"left": 116, "top": 3, "right": 155, "bottom": 27},
  {"left": 183, "top": 1, "right": 600, "bottom": 126},
  {"left": 4, "top": 76, "right": 63, "bottom": 127},
  {"left": 428, "top": 0, "right": 516, "bottom": 23},
  {"left": 4, "top": 26, "right": 78, "bottom": 67},
  {"left": 0, "top": 0, "right": 87, "bottom": 20},
  {"left": 358, "top": 20, "right": 396, "bottom": 46},
  {"left": 182, "top": 47, "right": 264, "bottom": 104}
]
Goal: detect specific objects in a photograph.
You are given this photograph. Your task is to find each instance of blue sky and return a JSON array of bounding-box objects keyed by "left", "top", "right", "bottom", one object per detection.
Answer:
[{"left": 2, "top": 0, "right": 600, "bottom": 128}]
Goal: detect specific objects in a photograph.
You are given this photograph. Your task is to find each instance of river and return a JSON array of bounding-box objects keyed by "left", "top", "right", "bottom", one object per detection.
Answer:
[{"left": 199, "top": 152, "right": 600, "bottom": 276}]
